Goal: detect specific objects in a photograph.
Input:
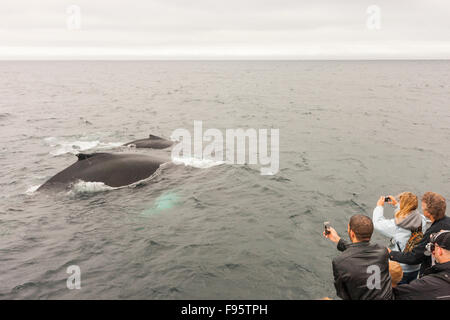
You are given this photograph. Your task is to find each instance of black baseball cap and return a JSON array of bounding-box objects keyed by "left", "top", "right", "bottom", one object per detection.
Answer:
[{"left": 434, "top": 231, "right": 450, "bottom": 250}]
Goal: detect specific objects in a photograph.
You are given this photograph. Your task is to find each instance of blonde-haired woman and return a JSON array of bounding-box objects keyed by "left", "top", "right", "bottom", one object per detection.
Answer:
[{"left": 373, "top": 192, "right": 428, "bottom": 284}]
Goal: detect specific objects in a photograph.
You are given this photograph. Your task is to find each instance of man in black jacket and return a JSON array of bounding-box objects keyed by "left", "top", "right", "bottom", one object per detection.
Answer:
[
  {"left": 394, "top": 230, "right": 450, "bottom": 299},
  {"left": 389, "top": 192, "right": 450, "bottom": 277},
  {"left": 324, "top": 214, "right": 393, "bottom": 300}
]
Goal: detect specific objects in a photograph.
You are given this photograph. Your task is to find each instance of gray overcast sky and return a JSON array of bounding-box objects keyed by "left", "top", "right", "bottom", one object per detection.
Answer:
[{"left": 1, "top": 0, "right": 449, "bottom": 59}]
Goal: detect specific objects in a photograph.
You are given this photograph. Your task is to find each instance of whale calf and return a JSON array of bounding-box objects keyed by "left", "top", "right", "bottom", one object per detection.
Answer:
[
  {"left": 124, "top": 134, "right": 173, "bottom": 149},
  {"left": 38, "top": 153, "right": 168, "bottom": 191}
]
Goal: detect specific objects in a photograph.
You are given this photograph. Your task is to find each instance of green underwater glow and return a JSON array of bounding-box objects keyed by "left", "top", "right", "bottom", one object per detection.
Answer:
[{"left": 141, "top": 192, "right": 180, "bottom": 215}]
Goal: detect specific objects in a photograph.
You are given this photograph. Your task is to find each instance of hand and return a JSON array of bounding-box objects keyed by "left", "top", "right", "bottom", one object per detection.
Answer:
[
  {"left": 323, "top": 227, "right": 341, "bottom": 244},
  {"left": 387, "top": 195, "right": 398, "bottom": 206},
  {"left": 377, "top": 196, "right": 385, "bottom": 207},
  {"left": 387, "top": 248, "right": 391, "bottom": 253}
]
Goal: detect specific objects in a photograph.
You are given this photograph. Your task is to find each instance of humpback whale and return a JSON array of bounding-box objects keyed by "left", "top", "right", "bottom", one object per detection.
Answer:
[
  {"left": 38, "top": 152, "right": 168, "bottom": 191},
  {"left": 124, "top": 134, "right": 173, "bottom": 149}
]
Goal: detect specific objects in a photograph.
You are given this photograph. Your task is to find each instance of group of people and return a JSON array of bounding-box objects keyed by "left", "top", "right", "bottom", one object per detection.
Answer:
[{"left": 323, "top": 191, "right": 450, "bottom": 300}]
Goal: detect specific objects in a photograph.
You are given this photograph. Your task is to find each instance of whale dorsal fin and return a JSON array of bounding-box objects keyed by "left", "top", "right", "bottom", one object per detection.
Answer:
[
  {"left": 149, "top": 134, "right": 162, "bottom": 140},
  {"left": 76, "top": 153, "right": 96, "bottom": 161}
]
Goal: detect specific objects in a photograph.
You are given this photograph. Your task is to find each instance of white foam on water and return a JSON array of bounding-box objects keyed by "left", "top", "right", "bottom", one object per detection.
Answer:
[
  {"left": 51, "top": 141, "right": 100, "bottom": 156},
  {"left": 68, "top": 181, "right": 117, "bottom": 194},
  {"left": 44, "top": 136, "right": 58, "bottom": 146},
  {"left": 25, "top": 185, "right": 41, "bottom": 195},
  {"left": 171, "top": 156, "right": 224, "bottom": 169},
  {"left": 45, "top": 138, "right": 124, "bottom": 156}
]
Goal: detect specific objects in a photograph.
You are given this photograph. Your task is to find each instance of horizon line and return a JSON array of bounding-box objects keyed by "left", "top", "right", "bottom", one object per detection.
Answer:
[{"left": 1, "top": 58, "right": 449, "bottom": 61}]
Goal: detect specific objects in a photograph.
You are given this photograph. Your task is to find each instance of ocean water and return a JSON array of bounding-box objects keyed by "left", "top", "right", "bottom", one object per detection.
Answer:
[{"left": 0, "top": 61, "right": 449, "bottom": 299}]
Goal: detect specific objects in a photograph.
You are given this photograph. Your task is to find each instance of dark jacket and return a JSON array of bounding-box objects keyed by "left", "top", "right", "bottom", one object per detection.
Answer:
[
  {"left": 332, "top": 239, "right": 393, "bottom": 300},
  {"left": 389, "top": 216, "right": 450, "bottom": 277},
  {"left": 393, "top": 261, "right": 450, "bottom": 300}
]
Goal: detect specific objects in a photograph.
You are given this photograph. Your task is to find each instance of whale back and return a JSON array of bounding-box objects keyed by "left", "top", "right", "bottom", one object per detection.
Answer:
[
  {"left": 124, "top": 134, "right": 173, "bottom": 149},
  {"left": 76, "top": 153, "right": 100, "bottom": 161},
  {"left": 38, "top": 153, "right": 167, "bottom": 190}
]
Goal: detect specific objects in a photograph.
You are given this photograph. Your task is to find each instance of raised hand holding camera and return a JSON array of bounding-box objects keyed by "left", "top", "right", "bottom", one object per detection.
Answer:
[
  {"left": 387, "top": 195, "right": 397, "bottom": 206},
  {"left": 377, "top": 195, "right": 397, "bottom": 207},
  {"left": 323, "top": 222, "right": 341, "bottom": 244}
]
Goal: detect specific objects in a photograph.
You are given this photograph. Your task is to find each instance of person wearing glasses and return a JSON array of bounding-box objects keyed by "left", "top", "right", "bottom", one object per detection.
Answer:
[
  {"left": 388, "top": 192, "right": 450, "bottom": 278},
  {"left": 393, "top": 230, "right": 450, "bottom": 300}
]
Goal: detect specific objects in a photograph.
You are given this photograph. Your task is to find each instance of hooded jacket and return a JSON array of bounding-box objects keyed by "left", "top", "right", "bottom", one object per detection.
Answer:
[
  {"left": 332, "top": 239, "right": 393, "bottom": 300},
  {"left": 373, "top": 204, "right": 429, "bottom": 273},
  {"left": 393, "top": 261, "right": 450, "bottom": 300}
]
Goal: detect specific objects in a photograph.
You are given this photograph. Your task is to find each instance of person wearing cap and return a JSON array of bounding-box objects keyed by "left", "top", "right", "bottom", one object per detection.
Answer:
[
  {"left": 393, "top": 230, "right": 450, "bottom": 300},
  {"left": 389, "top": 192, "right": 450, "bottom": 277}
]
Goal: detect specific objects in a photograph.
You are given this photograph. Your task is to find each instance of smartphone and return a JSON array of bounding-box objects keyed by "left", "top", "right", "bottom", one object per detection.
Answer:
[
  {"left": 385, "top": 196, "right": 391, "bottom": 202},
  {"left": 324, "top": 221, "right": 331, "bottom": 235}
]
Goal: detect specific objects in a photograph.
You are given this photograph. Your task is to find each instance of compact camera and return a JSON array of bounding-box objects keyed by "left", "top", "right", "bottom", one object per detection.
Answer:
[
  {"left": 424, "top": 230, "right": 450, "bottom": 256},
  {"left": 324, "top": 221, "right": 331, "bottom": 235}
]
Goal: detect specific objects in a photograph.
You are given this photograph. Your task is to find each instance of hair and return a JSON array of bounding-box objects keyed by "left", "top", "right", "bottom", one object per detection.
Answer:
[
  {"left": 395, "top": 192, "right": 418, "bottom": 221},
  {"left": 389, "top": 260, "right": 403, "bottom": 287},
  {"left": 422, "top": 192, "right": 447, "bottom": 220},
  {"left": 349, "top": 214, "right": 374, "bottom": 241}
]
